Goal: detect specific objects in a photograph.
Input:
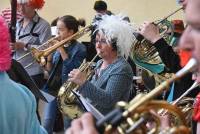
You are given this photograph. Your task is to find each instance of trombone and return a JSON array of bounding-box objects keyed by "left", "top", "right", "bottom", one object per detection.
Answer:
[
  {"left": 17, "top": 25, "right": 92, "bottom": 68},
  {"left": 16, "top": 36, "right": 61, "bottom": 68}
]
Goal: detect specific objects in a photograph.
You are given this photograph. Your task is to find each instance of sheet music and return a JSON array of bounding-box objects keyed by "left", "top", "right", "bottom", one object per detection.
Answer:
[{"left": 71, "top": 90, "right": 104, "bottom": 120}]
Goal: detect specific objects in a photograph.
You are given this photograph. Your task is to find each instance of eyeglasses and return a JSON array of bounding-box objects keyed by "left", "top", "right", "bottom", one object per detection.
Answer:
[{"left": 95, "top": 39, "right": 108, "bottom": 44}]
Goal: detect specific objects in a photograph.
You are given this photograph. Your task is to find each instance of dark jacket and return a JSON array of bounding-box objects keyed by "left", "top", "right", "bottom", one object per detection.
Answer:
[
  {"left": 45, "top": 41, "right": 87, "bottom": 96},
  {"left": 154, "top": 38, "right": 199, "bottom": 100}
]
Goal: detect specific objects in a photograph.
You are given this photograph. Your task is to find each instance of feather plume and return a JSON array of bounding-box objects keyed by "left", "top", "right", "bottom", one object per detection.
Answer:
[{"left": 95, "top": 14, "right": 136, "bottom": 58}]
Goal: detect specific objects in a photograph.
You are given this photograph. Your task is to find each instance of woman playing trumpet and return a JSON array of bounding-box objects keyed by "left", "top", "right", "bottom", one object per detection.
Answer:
[{"left": 43, "top": 15, "right": 87, "bottom": 134}]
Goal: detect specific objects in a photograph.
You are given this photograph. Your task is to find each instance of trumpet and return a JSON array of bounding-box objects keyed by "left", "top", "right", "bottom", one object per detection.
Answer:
[
  {"left": 96, "top": 58, "right": 197, "bottom": 134},
  {"left": 17, "top": 25, "right": 92, "bottom": 68}
]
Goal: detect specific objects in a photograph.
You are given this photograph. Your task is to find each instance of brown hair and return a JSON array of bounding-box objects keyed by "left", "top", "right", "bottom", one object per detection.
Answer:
[{"left": 58, "top": 15, "right": 86, "bottom": 33}]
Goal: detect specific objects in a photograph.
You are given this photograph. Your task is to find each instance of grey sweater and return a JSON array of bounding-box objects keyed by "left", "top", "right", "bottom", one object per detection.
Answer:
[{"left": 79, "top": 57, "right": 133, "bottom": 115}]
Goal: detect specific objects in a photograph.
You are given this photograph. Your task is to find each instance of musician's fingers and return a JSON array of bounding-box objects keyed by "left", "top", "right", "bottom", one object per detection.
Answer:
[
  {"left": 70, "top": 118, "right": 83, "bottom": 134},
  {"left": 82, "top": 113, "right": 98, "bottom": 134},
  {"left": 82, "top": 113, "right": 94, "bottom": 127},
  {"left": 68, "top": 69, "right": 76, "bottom": 77},
  {"left": 68, "top": 72, "right": 73, "bottom": 77},
  {"left": 65, "top": 128, "right": 73, "bottom": 134},
  {"left": 192, "top": 73, "right": 197, "bottom": 80}
]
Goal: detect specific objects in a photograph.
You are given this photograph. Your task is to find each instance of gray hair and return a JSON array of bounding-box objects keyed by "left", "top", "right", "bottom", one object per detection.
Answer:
[{"left": 95, "top": 14, "right": 136, "bottom": 58}]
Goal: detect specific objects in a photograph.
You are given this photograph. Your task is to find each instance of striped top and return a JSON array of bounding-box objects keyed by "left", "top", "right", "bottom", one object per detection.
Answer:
[
  {"left": 79, "top": 57, "right": 133, "bottom": 115},
  {"left": 0, "top": 7, "right": 23, "bottom": 26},
  {"left": 13, "top": 13, "right": 51, "bottom": 76}
]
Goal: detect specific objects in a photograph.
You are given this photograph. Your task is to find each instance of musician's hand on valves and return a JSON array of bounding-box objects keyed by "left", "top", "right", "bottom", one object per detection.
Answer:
[
  {"left": 65, "top": 113, "right": 99, "bottom": 134},
  {"left": 10, "top": 42, "right": 26, "bottom": 50},
  {"left": 68, "top": 69, "right": 87, "bottom": 86},
  {"left": 139, "top": 21, "right": 161, "bottom": 44}
]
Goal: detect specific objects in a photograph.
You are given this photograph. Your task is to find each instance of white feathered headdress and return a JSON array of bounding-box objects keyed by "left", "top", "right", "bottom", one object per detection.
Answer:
[{"left": 95, "top": 14, "right": 136, "bottom": 58}]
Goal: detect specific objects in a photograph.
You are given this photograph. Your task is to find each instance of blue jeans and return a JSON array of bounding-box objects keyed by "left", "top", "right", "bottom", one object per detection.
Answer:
[
  {"left": 42, "top": 84, "right": 58, "bottom": 134},
  {"left": 43, "top": 98, "right": 58, "bottom": 134},
  {"left": 63, "top": 116, "right": 72, "bottom": 130}
]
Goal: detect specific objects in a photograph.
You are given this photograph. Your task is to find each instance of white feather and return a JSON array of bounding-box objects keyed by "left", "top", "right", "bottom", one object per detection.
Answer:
[{"left": 95, "top": 14, "right": 137, "bottom": 58}]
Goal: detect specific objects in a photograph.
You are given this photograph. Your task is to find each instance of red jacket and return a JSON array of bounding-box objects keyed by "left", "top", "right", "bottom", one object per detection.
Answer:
[{"left": 193, "top": 93, "right": 200, "bottom": 121}]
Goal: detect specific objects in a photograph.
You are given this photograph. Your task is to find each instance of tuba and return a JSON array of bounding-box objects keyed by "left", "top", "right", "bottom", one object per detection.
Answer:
[
  {"left": 131, "top": 7, "right": 183, "bottom": 88},
  {"left": 96, "top": 58, "right": 197, "bottom": 134},
  {"left": 57, "top": 54, "right": 98, "bottom": 119}
]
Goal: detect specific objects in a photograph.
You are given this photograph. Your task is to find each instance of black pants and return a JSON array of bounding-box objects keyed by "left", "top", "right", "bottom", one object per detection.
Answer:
[
  {"left": 31, "top": 73, "right": 46, "bottom": 89},
  {"left": 31, "top": 73, "right": 46, "bottom": 123}
]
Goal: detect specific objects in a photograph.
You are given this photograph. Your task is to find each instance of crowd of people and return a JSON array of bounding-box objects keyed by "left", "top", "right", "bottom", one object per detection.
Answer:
[{"left": 0, "top": 0, "right": 200, "bottom": 134}]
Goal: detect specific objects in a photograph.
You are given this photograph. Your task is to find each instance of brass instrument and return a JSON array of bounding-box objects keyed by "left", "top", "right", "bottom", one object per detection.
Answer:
[
  {"left": 173, "top": 82, "right": 199, "bottom": 125},
  {"left": 160, "top": 81, "right": 199, "bottom": 126},
  {"left": 174, "top": 97, "right": 194, "bottom": 127},
  {"left": 96, "top": 58, "right": 197, "bottom": 134},
  {"left": 16, "top": 35, "right": 61, "bottom": 68},
  {"left": 57, "top": 54, "right": 98, "bottom": 119},
  {"left": 173, "top": 81, "right": 198, "bottom": 105},
  {"left": 131, "top": 7, "right": 183, "bottom": 87},
  {"left": 17, "top": 25, "right": 92, "bottom": 68}
]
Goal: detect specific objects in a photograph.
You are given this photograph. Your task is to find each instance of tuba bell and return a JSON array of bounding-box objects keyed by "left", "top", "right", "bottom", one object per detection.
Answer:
[{"left": 57, "top": 54, "right": 98, "bottom": 119}]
